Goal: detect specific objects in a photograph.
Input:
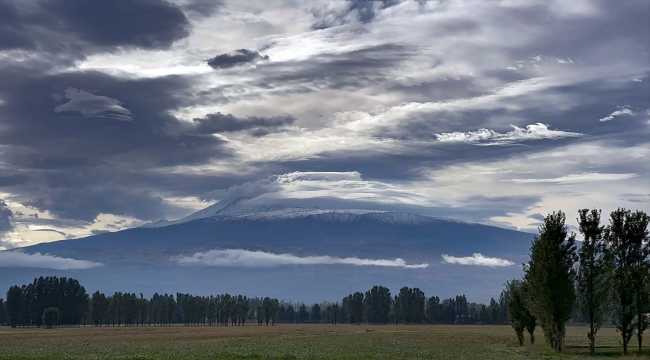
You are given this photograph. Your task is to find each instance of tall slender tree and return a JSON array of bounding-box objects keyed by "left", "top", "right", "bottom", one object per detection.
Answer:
[
  {"left": 575, "top": 209, "right": 610, "bottom": 355},
  {"left": 605, "top": 208, "right": 649, "bottom": 355},
  {"left": 524, "top": 211, "right": 577, "bottom": 352},
  {"left": 627, "top": 210, "right": 649, "bottom": 353}
]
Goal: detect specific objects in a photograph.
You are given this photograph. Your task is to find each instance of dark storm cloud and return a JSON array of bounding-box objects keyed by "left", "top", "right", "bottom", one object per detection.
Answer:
[
  {"left": 186, "top": 112, "right": 295, "bottom": 135},
  {"left": 0, "top": 175, "right": 28, "bottom": 187},
  {"left": 0, "top": 65, "right": 235, "bottom": 222},
  {"left": 207, "top": 49, "right": 270, "bottom": 69},
  {"left": 25, "top": 189, "right": 165, "bottom": 222},
  {"left": 0, "top": 0, "right": 189, "bottom": 53}
]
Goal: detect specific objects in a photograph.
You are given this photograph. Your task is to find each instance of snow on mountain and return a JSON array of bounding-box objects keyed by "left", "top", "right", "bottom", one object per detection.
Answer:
[{"left": 144, "top": 198, "right": 471, "bottom": 228}]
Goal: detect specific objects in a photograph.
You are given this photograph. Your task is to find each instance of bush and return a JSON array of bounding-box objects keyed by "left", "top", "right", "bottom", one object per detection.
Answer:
[{"left": 42, "top": 307, "right": 59, "bottom": 329}]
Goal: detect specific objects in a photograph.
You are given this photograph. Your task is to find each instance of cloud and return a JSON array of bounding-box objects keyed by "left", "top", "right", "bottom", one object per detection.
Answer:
[
  {"left": 0, "top": 251, "right": 103, "bottom": 269},
  {"left": 0, "top": 200, "right": 14, "bottom": 235},
  {"left": 173, "top": 249, "right": 428, "bottom": 268},
  {"left": 178, "top": 112, "right": 295, "bottom": 136},
  {"left": 54, "top": 88, "right": 133, "bottom": 121},
  {"left": 0, "top": 0, "right": 189, "bottom": 54},
  {"left": 527, "top": 213, "right": 546, "bottom": 221},
  {"left": 505, "top": 172, "right": 637, "bottom": 184},
  {"left": 207, "top": 49, "right": 270, "bottom": 69},
  {"left": 435, "top": 123, "right": 583, "bottom": 145},
  {"left": 441, "top": 253, "right": 515, "bottom": 267},
  {"left": 599, "top": 105, "right": 635, "bottom": 122}
]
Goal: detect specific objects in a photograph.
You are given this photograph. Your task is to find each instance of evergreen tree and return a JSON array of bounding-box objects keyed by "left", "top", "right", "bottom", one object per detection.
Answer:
[
  {"left": 524, "top": 211, "right": 577, "bottom": 352},
  {"left": 576, "top": 209, "right": 610, "bottom": 355}
]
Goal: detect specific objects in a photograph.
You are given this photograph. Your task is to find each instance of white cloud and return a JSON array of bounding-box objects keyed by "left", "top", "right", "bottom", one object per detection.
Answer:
[
  {"left": 172, "top": 249, "right": 429, "bottom": 269},
  {"left": 0, "top": 251, "right": 103, "bottom": 270},
  {"left": 441, "top": 253, "right": 514, "bottom": 267},
  {"left": 632, "top": 79, "right": 642, "bottom": 82},
  {"left": 54, "top": 88, "right": 133, "bottom": 121},
  {"left": 505, "top": 172, "right": 637, "bottom": 184},
  {"left": 599, "top": 105, "right": 635, "bottom": 122},
  {"left": 435, "top": 123, "right": 583, "bottom": 145}
]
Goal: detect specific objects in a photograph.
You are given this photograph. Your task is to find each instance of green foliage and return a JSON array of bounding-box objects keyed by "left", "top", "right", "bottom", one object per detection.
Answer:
[
  {"left": 42, "top": 307, "right": 59, "bottom": 329},
  {"left": 6, "top": 285, "right": 23, "bottom": 328},
  {"left": 364, "top": 286, "right": 392, "bottom": 324},
  {"left": 505, "top": 279, "right": 536, "bottom": 346},
  {"left": 394, "top": 287, "right": 425, "bottom": 324},
  {"left": 575, "top": 209, "right": 610, "bottom": 355},
  {"left": 607, "top": 208, "right": 650, "bottom": 354},
  {"left": 524, "top": 211, "right": 577, "bottom": 352}
]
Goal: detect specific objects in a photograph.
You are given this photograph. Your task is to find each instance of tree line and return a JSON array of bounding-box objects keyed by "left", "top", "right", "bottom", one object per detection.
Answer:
[
  {"left": 1, "top": 280, "right": 509, "bottom": 328},
  {"left": 505, "top": 208, "right": 649, "bottom": 355}
]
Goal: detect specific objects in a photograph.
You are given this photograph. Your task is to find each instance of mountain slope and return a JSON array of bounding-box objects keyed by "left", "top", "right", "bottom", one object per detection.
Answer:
[{"left": 3, "top": 205, "right": 534, "bottom": 303}]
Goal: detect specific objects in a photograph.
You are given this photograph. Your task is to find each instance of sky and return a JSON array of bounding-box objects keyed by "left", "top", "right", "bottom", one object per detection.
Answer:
[{"left": 0, "top": 0, "right": 649, "bottom": 250}]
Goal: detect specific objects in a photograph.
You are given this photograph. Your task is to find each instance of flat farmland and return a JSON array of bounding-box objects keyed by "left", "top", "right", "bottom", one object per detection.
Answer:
[{"left": 0, "top": 324, "right": 647, "bottom": 359}]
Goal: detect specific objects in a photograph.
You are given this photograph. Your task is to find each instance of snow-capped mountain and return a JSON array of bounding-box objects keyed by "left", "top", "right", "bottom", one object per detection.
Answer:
[
  {"left": 4, "top": 201, "right": 535, "bottom": 303},
  {"left": 144, "top": 198, "right": 470, "bottom": 227}
]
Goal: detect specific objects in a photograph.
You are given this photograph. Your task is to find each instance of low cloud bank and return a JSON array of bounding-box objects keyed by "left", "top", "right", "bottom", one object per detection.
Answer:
[
  {"left": 173, "top": 249, "right": 428, "bottom": 269},
  {"left": 0, "top": 251, "right": 103, "bottom": 270},
  {"left": 441, "top": 253, "right": 514, "bottom": 267}
]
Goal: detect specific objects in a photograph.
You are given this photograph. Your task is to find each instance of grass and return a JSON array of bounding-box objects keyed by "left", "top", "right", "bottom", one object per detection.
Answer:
[{"left": 0, "top": 324, "right": 648, "bottom": 359}]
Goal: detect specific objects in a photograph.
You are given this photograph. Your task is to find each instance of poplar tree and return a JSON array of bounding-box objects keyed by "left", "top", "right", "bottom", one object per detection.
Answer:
[
  {"left": 606, "top": 208, "right": 649, "bottom": 355},
  {"left": 576, "top": 209, "right": 610, "bottom": 355},
  {"left": 505, "top": 279, "right": 536, "bottom": 346},
  {"left": 627, "top": 210, "right": 649, "bottom": 353},
  {"left": 524, "top": 211, "right": 577, "bottom": 352}
]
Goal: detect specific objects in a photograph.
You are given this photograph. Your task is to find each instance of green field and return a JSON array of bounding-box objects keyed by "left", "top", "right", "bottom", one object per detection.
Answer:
[{"left": 0, "top": 324, "right": 648, "bottom": 359}]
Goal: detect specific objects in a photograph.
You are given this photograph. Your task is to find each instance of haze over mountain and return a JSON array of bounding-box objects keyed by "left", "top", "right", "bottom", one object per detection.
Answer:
[{"left": 0, "top": 0, "right": 648, "bottom": 302}]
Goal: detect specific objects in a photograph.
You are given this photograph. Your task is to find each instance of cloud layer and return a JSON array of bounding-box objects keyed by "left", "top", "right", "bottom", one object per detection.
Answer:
[
  {"left": 441, "top": 253, "right": 515, "bottom": 267},
  {"left": 0, "top": 251, "right": 103, "bottom": 270},
  {"left": 173, "top": 249, "right": 429, "bottom": 269},
  {"left": 0, "top": 0, "right": 648, "bottom": 245}
]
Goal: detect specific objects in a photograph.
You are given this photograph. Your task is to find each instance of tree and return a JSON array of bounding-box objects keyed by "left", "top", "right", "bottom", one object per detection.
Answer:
[
  {"left": 606, "top": 208, "right": 650, "bottom": 355},
  {"left": 576, "top": 209, "right": 610, "bottom": 355},
  {"left": 0, "top": 298, "right": 7, "bottom": 325},
  {"left": 365, "top": 286, "right": 392, "bottom": 324},
  {"left": 256, "top": 306, "right": 263, "bottom": 325},
  {"left": 330, "top": 304, "right": 340, "bottom": 324},
  {"left": 285, "top": 304, "right": 295, "bottom": 323},
  {"left": 6, "top": 285, "right": 23, "bottom": 327},
  {"left": 425, "top": 296, "right": 439, "bottom": 324},
  {"left": 298, "top": 303, "right": 308, "bottom": 323},
  {"left": 629, "top": 211, "right": 649, "bottom": 353},
  {"left": 262, "top": 297, "right": 272, "bottom": 326},
  {"left": 42, "top": 307, "right": 59, "bottom": 329},
  {"left": 311, "top": 303, "right": 321, "bottom": 323},
  {"left": 346, "top": 292, "right": 365, "bottom": 324},
  {"left": 505, "top": 279, "right": 536, "bottom": 346},
  {"left": 524, "top": 211, "right": 577, "bottom": 352}
]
